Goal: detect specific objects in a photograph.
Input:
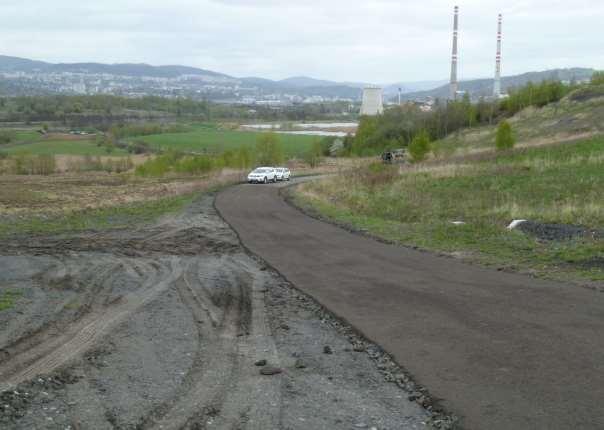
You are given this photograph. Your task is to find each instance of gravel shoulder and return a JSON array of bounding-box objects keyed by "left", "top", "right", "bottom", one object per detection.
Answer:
[{"left": 0, "top": 192, "right": 435, "bottom": 429}]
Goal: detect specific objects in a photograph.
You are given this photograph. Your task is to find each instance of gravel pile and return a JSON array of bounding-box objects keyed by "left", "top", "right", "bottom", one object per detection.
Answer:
[{"left": 516, "top": 221, "right": 603, "bottom": 241}]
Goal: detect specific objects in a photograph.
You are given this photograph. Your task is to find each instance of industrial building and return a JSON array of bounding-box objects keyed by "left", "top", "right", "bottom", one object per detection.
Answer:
[{"left": 360, "top": 87, "right": 384, "bottom": 116}]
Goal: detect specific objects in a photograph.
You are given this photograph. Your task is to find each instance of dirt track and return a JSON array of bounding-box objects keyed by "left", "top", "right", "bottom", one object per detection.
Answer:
[
  {"left": 0, "top": 194, "right": 430, "bottom": 429},
  {"left": 215, "top": 181, "right": 604, "bottom": 430}
]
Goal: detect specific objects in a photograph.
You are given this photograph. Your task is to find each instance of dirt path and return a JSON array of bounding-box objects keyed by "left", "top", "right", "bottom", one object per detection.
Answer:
[
  {"left": 215, "top": 181, "right": 604, "bottom": 430},
  {"left": 0, "top": 194, "right": 430, "bottom": 429}
]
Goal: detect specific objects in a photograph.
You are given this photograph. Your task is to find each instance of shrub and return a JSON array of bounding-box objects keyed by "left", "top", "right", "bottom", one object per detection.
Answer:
[
  {"left": 0, "top": 130, "right": 16, "bottom": 145},
  {"left": 495, "top": 120, "right": 516, "bottom": 151},
  {"left": 135, "top": 154, "right": 174, "bottom": 177},
  {"left": 174, "top": 155, "right": 214, "bottom": 175},
  {"left": 221, "top": 147, "right": 253, "bottom": 170},
  {"left": 255, "top": 133, "right": 284, "bottom": 166},
  {"left": 304, "top": 140, "right": 324, "bottom": 168},
  {"left": 12, "top": 154, "right": 56, "bottom": 175},
  {"left": 591, "top": 71, "right": 604, "bottom": 85},
  {"left": 127, "top": 140, "right": 153, "bottom": 154},
  {"left": 408, "top": 130, "right": 431, "bottom": 163},
  {"left": 354, "top": 162, "right": 399, "bottom": 188}
]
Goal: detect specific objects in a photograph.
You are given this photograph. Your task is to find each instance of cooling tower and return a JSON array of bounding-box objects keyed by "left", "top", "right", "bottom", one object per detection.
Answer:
[{"left": 360, "top": 87, "right": 384, "bottom": 116}]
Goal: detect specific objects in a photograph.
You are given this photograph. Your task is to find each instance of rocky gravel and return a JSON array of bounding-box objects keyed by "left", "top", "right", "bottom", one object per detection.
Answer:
[
  {"left": 0, "top": 192, "right": 454, "bottom": 429},
  {"left": 516, "top": 220, "right": 603, "bottom": 241}
]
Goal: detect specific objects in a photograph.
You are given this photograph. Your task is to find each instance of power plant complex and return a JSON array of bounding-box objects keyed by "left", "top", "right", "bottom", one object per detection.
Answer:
[
  {"left": 361, "top": 6, "right": 505, "bottom": 115},
  {"left": 449, "top": 6, "right": 505, "bottom": 100}
]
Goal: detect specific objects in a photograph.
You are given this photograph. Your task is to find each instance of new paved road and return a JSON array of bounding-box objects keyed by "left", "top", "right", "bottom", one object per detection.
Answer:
[{"left": 215, "top": 181, "right": 604, "bottom": 430}]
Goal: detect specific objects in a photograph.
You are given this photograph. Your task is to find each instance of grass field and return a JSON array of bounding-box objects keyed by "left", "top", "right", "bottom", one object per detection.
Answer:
[
  {"left": 131, "top": 128, "right": 318, "bottom": 158},
  {"left": 1, "top": 124, "right": 320, "bottom": 159},
  {"left": 294, "top": 136, "right": 604, "bottom": 283},
  {"left": 4, "top": 139, "right": 128, "bottom": 156}
]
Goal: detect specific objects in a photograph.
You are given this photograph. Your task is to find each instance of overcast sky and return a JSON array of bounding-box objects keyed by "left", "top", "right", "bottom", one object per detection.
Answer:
[{"left": 0, "top": 0, "right": 602, "bottom": 83}]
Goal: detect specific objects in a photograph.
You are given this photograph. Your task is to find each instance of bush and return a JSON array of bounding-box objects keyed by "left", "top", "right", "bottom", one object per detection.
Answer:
[
  {"left": 495, "top": 120, "right": 515, "bottom": 151},
  {"left": 304, "top": 140, "right": 324, "bottom": 168},
  {"left": 255, "top": 133, "right": 284, "bottom": 166},
  {"left": 174, "top": 155, "right": 215, "bottom": 175},
  {"left": 591, "top": 71, "right": 604, "bottom": 85},
  {"left": 0, "top": 130, "right": 16, "bottom": 145},
  {"left": 135, "top": 153, "right": 176, "bottom": 177},
  {"left": 127, "top": 140, "right": 153, "bottom": 154},
  {"left": 12, "top": 154, "right": 56, "bottom": 175},
  {"left": 221, "top": 147, "right": 253, "bottom": 170},
  {"left": 408, "top": 130, "right": 431, "bottom": 163},
  {"left": 355, "top": 162, "right": 399, "bottom": 188}
]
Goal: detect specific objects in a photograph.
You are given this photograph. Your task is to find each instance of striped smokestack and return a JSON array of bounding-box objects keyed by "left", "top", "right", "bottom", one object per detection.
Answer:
[
  {"left": 493, "top": 14, "right": 503, "bottom": 97},
  {"left": 449, "top": 5, "right": 459, "bottom": 100}
]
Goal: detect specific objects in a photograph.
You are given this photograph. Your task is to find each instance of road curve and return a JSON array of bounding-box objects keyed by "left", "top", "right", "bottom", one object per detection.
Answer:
[{"left": 215, "top": 180, "right": 604, "bottom": 430}]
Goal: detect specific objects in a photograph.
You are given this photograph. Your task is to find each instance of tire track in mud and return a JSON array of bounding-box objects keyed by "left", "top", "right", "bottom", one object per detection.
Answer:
[
  {"left": 0, "top": 256, "right": 119, "bottom": 370},
  {"left": 0, "top": 257, "right": 184, "bottom": 391},
  {"left": 141, "top": 256, "right": 282, "bottom": 430},
  {"left": 215, "top": 264, "right": 283, "bottom": 430}
]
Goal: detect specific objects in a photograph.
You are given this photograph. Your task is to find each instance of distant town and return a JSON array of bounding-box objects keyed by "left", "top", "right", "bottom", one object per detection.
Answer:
[{"left": 0, "top": 55, "right": 595, "bottom": 111}]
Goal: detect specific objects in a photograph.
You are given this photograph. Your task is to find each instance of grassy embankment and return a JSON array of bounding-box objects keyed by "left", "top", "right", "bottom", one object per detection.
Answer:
[
  {"left": 0, "top": 169, "right": 245, "bottom": 238},
  {"left": 433, "top": 85, "right": 604, "bottom": 157},
  {"left": 295, "top": 124, "right": 604, "bottom": 283},
  {"left": 0, "top": 192, "right": 196, "bottom": 238}
]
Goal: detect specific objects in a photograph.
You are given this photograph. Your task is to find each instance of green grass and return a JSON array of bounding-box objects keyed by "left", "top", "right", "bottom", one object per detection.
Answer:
[
  {"left": 131, "top": 129, "right": 317, "bottom": 158},
  {"left": 0, "top": 193, "right": 197, "bottom": 238},
  {"left": 4, "top": 140, "right": 128, "bottom": 156},
  {"left": 0, "top": 290, "right": 22, "bottom": 311},
  {"left": 295, "top": 137, "right": 604, "bottom": 283},
  {"left": 15, "top": 130, "right": 43, "bottom": 142}
]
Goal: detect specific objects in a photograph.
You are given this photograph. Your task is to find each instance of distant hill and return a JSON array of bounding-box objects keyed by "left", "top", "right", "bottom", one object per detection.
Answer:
[
  {"left": 400, "top": 68, "right": 595, "bottom": 101},
  {"left": 383, "top": 80, "right": 448, "bottom": 97},
  {"left": 240, "top": 76, "right": 363, "bottom": 99},
  {"left": 0, "top": 55, "right": 597, "bottom": 103},
  {"left": 278, "top": 76, "right": 342, "bottom": 88},
  {"left": 0, "top": 55, "right": 234, "bottom": 80}
]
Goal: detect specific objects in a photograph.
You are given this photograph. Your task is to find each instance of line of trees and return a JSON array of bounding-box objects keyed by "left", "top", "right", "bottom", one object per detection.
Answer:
[
  {"left": 0, "top": 95, "right": 357, "bottom": 125},
  {"left": 350, "top": 79, "right": 585, "bottom": 156},
  {"left": 0, "top": 95, "right": 213, "bottom": 124}
]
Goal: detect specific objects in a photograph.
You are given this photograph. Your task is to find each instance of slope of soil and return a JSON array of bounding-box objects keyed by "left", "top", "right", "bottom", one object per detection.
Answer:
[{"left": 0, "top": 194, "right": 433, "bottom": 429}]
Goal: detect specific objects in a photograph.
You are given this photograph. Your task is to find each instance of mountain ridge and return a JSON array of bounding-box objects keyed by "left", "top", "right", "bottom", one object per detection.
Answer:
[{"left": 0, "top": 55, "right": 597, "bottom": 102}]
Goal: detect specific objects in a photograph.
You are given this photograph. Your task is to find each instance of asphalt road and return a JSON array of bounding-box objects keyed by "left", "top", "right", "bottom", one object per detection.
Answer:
[{"left": 215, "top": 180, "right": 604, "bottom": 430}]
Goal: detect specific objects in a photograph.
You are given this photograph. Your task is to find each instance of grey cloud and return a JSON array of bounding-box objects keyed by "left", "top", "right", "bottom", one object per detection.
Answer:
[{"left": 0, "top": 0, "right": 601, "bottom": 82}]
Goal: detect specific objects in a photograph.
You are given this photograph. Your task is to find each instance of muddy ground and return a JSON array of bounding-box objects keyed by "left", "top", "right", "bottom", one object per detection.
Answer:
[{"left": 0, "top": 193, "right": 444, "bottom": 430}]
